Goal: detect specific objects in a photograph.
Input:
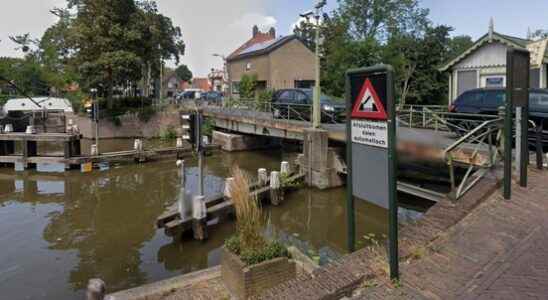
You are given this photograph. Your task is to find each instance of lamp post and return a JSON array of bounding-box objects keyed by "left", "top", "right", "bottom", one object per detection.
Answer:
[
  {"left": 301, "top": 0, "right": 326, "bottom": 128},
  {"left": 213, "top": 54, "right": 231, "bottom": 98}
]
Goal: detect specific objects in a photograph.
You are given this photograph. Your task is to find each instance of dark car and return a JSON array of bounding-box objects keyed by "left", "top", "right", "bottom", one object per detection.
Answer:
[
  {"left": 202, "top": 91, "right": 223, "bottom": 105},
  {"left": 450, "top": 88, "right": 548, "bottom": 136},
  {"left": 271, "top": 88, "right": 345, "bottom": 123}
]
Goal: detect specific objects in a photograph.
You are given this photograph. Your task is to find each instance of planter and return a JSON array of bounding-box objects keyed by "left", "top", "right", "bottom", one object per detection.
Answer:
[{"left": 221, "top": 247, "right": 296, "bottom": 299}]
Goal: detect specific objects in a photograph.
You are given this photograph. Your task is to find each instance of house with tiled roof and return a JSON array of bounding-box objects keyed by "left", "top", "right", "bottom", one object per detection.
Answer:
[
  {"left": 227, "top": 26, "right": 315, "bottom": 97},
  {"left": 440, "top": 20, "right": 548, "bottom": 103}
]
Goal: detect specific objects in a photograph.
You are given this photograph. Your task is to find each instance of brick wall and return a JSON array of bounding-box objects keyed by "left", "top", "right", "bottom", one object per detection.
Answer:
[
  {"left": 221, "top": 248, "right": 296, "bottom": 299},
  {"left": 69, "top": 111, "right": 181, "bottom": 139}
]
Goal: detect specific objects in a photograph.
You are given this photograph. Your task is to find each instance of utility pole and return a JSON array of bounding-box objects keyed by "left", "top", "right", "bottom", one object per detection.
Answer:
[{"left": 302, "top": 0, "right": 326, "bottom": 128}]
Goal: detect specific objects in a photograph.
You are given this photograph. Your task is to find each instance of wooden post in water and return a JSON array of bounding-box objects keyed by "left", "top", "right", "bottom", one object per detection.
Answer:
[
  {"left": 258, "top": 168, "right": 268, "bottom": 186},
  {"left": 280, "top": 161, "right": 290, "bottom": 176},
  {"left": 270, "top": 171, "right": 282, "bottom": 206},
  {"left": 224, "top": 177, "right": 234, "bottom": 199},
  {"left": 192, "top": 195, "right": 208, "bottom": 240},
  {"left": 86, "top": 278, "right": 106, "bottom": 300}
]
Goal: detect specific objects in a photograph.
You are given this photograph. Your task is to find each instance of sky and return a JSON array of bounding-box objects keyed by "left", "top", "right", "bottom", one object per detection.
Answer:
[{"left": 0, "top": 0, "right": 547, "bottom": 77}]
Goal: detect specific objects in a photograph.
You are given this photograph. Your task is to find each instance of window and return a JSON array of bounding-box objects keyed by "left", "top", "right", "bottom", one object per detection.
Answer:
[
  {"left": 457, "top": 91, "right": 483, "bottom": 105},
  {"left": 245, "top": 62, "right": 252, "bottom": 71},
  {"left": 485, "top": 77, "right": 504, "bottom": 88},
  {"left": 278, "top": 91, "right": 294, "bottom": 103},
  {"left": 295, "top": 91, "right": 308, "bottom": 104},
  {"left": 483, "top": 91, "right": 505, "bottom": 108}
]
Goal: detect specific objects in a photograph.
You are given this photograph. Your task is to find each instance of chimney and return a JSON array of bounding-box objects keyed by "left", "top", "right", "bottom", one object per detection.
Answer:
[
  {"left": 269, "top": 27, "right": 276, "bottom": 38},
  {"left": 252, "top": 25, "right": 259, "bottom": 37}
]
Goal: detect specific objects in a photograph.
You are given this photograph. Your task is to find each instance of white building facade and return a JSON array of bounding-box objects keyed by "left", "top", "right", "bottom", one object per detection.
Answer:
[{"left": 441, "top": 23, "right": 548, "bottom": 104}]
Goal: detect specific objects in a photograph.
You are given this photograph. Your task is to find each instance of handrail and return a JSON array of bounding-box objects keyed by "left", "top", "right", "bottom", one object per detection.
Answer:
[{"left": 444, "top": 118, "right": 503, "bottom": 155}]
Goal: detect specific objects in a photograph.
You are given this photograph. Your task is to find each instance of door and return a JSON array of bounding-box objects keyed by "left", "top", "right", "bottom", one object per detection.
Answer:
[{"left": 457, "top": 70, "right": 478, "bottom": 97}]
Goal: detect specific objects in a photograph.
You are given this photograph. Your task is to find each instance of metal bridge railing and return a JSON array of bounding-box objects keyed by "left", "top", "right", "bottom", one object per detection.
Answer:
[
  {"left": 398, "top": 106, "right": 499, "bottom": 135},
  {"left": 206, "top": 98, "right": 345, "bottom": 125},
  {"left": 444, "top": 118, "right": 504, "bottom": 201}
]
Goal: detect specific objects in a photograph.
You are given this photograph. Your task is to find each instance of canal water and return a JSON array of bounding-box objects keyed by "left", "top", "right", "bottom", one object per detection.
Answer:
[{"left": 0, "top": 139, "right": 429, "bottom": 300}]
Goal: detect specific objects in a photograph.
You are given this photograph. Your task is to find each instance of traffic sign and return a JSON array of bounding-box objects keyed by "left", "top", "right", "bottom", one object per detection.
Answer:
[
  {"left": 351, "top": 78, "right": 388, "bottom": 120},
  {"left": 346, "top": 65, "right": 398, "bottom": 280}
]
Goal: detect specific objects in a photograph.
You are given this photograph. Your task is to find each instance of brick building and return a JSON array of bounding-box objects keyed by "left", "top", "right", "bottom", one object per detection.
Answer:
[{"left": 226, "top": 26, "right": 315, "bottom": 97}]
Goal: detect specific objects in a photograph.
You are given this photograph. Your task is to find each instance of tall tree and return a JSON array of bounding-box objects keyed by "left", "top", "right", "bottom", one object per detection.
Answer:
[
  {"left": 530, "top": 29, "right": 548, "bottom": 40},
  {"left": 175, "top": 64, "right": 192, "bottom": 82}
]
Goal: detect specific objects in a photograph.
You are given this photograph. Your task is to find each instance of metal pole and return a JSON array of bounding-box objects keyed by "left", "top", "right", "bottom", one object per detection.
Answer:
[
  {"left": 93, "top": 91, "right": 99, "bottom": 154},
  {"left": 520, "top": 104, "right": 529, "bottom": 187},
  {"left": 312, "top": 7, "right": 321, "bottom": 129},
  {"left": 387, "top": 68, "right": 399, "bottom": 280},
  {"left": 197, "top": 113, "right": 204, "bottom": 196},
  {"left": 504, "top": 87, "right": 512, "bottom": 200},
  {"left": 345, "top": 72, "right": 355, "bottom": 252}
]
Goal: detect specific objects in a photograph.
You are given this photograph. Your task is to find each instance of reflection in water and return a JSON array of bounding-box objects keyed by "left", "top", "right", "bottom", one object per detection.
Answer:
[{"left": 0, "top": 145, "right": 430, "bottom": 300}]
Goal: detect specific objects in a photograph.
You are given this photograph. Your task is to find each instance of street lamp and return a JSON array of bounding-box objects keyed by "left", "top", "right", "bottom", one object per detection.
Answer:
[
  {"left": 301, "top": 0, "right": 326, "bottom": 128},
  {"left": 213, "top": 53, "right": 231, "bottom": 98}
]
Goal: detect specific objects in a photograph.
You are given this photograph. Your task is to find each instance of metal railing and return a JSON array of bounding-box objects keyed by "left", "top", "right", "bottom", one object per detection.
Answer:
[
  {"left": 444, "top": 118, "right": 504, "bottom": 200},
  {"left": 204, "top": 98, "right": 345, "bottom": 125},
  {"left": 398, "top": 106, "right": 499, "bottom": 135}
]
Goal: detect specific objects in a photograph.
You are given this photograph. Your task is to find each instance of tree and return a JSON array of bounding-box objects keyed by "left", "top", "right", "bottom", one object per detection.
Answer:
[
  {"left": 530, "top": 29, "right": 548, "bottom": 40},
  {"left": 293, "top": 19, "right": 317, "bottom": 51},
  {"left": 175, "top": 65, "right": 192, "bottom": 82},
  {"left": 446, "top": 35, "right": 473, "bottom": 61},
  {"left": 239, "top": 74, "right": 257, "bottom": 99},
  {"left": 336, "top": 0, "right": 429, "bottom": 41}
]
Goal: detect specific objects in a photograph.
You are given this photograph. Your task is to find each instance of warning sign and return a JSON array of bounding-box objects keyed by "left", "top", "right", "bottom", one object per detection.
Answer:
[
  {"left": 351, "top": 119, "right": 388, "bottom": 148},
  {"left": 351, "top": 79, "right": 388, "bottom": 120}
]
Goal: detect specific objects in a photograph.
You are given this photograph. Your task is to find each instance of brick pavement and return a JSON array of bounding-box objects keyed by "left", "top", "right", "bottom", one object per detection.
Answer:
[{"left": 352, "top": 168, "right": 548, "bottom": 299}]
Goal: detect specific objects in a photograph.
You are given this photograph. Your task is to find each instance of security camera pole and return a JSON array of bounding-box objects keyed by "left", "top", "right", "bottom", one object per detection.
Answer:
[{"left": 301, "top": 0, "right": 326, "bottom": 128}]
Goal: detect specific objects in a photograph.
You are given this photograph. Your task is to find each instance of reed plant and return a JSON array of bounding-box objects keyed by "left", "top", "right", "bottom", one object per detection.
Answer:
[
  {"left": 225, "top": 166, "right": 289, "bottom": 265},
  {"left": 230, "top": 166, "right": 266, "bottom": 252}
]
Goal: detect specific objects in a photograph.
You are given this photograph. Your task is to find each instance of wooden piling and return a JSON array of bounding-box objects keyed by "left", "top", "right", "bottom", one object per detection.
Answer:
[
  {"left": 192, "top": 195, "right": 208, "bottom": 240},
  {"left": 270, "top": 171, "right": 282, "bottom": 206},
  {"left": 86, "top": 278, "right": 106, "bottom": 300},
  {"left": 258, "top": 168, "right": 268, "bottom": 186},
  {"left": 224, "top": 177, "right": 234, "bottom": 198},
  {"left": 280, "top": 161, "right": 290, "bottom": 176}
]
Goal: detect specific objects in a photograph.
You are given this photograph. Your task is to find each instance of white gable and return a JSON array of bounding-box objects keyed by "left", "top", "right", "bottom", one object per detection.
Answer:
[{"left": 454, "top": 42, "right": 508, "bottom": 69}]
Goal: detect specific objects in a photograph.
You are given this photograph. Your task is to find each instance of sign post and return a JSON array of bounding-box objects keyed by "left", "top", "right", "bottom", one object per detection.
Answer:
[
  {"left": 346, "top": 65, "right": 398, "bottom": 279},
  {"left": 505, "top": 48, "right": 530, "bottom": 198}
]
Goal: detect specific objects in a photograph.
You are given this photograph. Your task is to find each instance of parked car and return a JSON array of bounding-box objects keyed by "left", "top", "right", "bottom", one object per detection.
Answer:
[
  {"left": 202, "top": 91, "right": 223, "bottom": 105},
  {"left": 450, "top": 88, "right": 548, "bottom": 138},
  {"left": 271, "top": 88, "right": 345, "bottom": 123},
  {"left": 177, "top": 89, "right": 203, "bottom": 101}
]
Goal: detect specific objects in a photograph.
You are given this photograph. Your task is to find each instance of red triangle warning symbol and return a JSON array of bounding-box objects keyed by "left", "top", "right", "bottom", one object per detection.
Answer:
[{"left": 351, "top": 79, "right": 388, "bottom": 120}]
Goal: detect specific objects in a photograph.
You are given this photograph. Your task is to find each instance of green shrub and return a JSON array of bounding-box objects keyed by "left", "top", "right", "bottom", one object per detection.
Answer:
[
  {"left": 160, "top": 126, "right": 177, "bottom": 140},
  {"left": 225, "top": 236, "right": 289, "bottom": 266}
]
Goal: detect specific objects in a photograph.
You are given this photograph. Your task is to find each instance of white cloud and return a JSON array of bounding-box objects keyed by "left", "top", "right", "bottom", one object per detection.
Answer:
[{"left": 0, "top": 0, "right": 275, "bottom": 77}]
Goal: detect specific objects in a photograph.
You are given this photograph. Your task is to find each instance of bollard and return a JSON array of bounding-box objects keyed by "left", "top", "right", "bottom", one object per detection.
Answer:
[
  {"left": 270, "top": 171, "right": 282, "bottom": 206},
  {"left": 280, "top": 161, "right": 290, "bottom": 176},
  {"left": 176, "top": 137, "right": 183, "bottom": 148},
  {"left": 134, "top": 139, "right": 143, "bottom": 151},
  {"left": 258, "top": 168, "right": 268, "bottom": 186},
  {"left": 86, "top": 278, "right": 106, "bottom": 300},
  {"left": 4, "top": 124, "right": 13, "bottom": 133},
  {"left": 25, "top": 125, "right": 36, "bottom": 134},
  {"left": 91, "top": 144, "right": 98, "bottom": 156},
  {"left": 224, "top": 177, "right": 234, "bottom": 198},
  {"left": 192, "top": 195, "right": 208, "bottom": 240}
]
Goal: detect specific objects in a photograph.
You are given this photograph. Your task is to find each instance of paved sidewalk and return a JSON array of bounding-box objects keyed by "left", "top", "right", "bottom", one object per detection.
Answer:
[{"left": 355, "top": 168, "right": 548, "bottom": 299}]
